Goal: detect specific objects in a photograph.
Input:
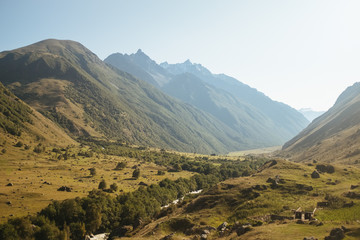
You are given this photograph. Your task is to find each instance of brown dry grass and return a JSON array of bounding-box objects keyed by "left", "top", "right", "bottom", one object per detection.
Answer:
[{"left": 0, "top": 137, "right": 194, "bottom": 224}]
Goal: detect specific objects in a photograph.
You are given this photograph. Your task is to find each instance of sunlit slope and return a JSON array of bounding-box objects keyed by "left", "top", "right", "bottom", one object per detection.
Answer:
[
  {"left": 0, "top": 81, "right": 76, "bottom": 146},
  {"left": 283, "top": 82, "right": 360, "bottom": 163},
  {"left": 0, "top": 39, "right": 247, "bottom": 154}
]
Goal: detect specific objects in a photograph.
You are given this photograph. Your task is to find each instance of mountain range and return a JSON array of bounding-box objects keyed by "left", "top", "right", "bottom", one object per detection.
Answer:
[
  {"left": 105, "top": 51, "right": 309, "bottom": 148},
  {"left": 0, "top": 39, "right": 309, "bottom": 154}
]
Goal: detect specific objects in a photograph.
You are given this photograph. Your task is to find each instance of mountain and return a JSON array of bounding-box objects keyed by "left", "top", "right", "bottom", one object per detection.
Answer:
[
  {"left": 298, "top": 108, "right": 325, "bottom": 122},
  {"left": 282, "top": 82, "right": 360, "bottom": 163},
  {"left": 0, "top": 39, "right": 256, "bottom": 154},
  {"left": 161, "top": 60, "right": 309, "bottom": 135},
  {"left": 105, "top": 53, "right": 309, "bottom": 148},
  {"left": 0, "top": 81, "right": 76, "bottom": 146},
  {"left": 105, "top": 50, "right": 171, "bottom": 88}
]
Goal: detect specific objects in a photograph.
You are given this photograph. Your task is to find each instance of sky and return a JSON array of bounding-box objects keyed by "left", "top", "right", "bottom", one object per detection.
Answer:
[{"left": 1, "top": 0, "right": 360, "bottom": 111}]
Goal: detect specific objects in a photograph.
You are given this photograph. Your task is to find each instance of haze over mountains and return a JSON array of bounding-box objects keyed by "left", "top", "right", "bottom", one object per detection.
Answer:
[
  {"left": 283, "top": 82, "right": 360, "bottom": 163},
  {"left": 105, "top": 50, "right": 309, "bottom": 149},
  {"left": 298, "top": 108, "right": 325, "bottom": 122},
  {"left": 0, "top": 39, "right": 309, "bottom": 154}
]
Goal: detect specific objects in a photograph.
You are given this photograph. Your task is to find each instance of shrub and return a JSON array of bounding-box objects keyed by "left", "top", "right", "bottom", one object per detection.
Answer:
[
  {"left": 98, "top": 180, "right": 107, "bottom": 190},
  {"left": 89, "top": 168, "right": 96, "bottom": 177},
  {"left": 15, "top": 141, "right": 23, "bottom": 147},
  {"left": 115, "top": 162, "right": 127, "bottom": 170},
  {"left": 132, "top": 168, "right": 140, "bottom": 179}
]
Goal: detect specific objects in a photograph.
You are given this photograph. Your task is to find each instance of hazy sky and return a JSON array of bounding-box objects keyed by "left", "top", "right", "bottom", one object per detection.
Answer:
[{"left": 1, "top": 0, "right": 360, "bottom": 111}]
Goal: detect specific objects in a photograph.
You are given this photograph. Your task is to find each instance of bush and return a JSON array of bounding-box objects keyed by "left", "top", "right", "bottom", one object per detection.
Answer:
[
  {"left": 132, "top": 168, "right": 140, "bottom": 179},
  {"left": 15, "top": 141, "right": 23, "bottom": 147},
  {"left": 115, "top": 162, "right": 127, "bottom": 170},
  {"left": 98, "top": 180, "right": 107, "bottom": 190},
  {"left": 89, "top": 168, "right": 96, "bottom": 177}
]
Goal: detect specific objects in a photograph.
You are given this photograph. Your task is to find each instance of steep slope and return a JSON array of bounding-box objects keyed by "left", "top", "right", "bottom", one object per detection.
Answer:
[
  {"left": 0, "top": 39, "right": 246, "bottom": 154},
  {"left": 161, "top": 60, "right": 309, "bottom": 137},
  {"left": 282, "top": 82, "right": 360, "bottom": 163},
  {"left": 105, "top": 53, "right": 308, "bottom": 148},
  {"left": 0, "top": 81, "right": 76, "bottom": 146},
  {"left": 162, "top": 73, "right": 286, "bottom": 146}
]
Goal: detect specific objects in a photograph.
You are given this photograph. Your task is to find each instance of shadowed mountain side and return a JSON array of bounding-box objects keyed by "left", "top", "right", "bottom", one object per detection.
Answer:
[
  {"left": 105, "top": 51, "right": 308, "bottom": 149},
  {"left": 0, "top": 39, "right": 250, "bottom": 154},
  {"left": 161, "top": 61, "right": 309, "bottom": 137},
  {"left": 282, "top": 82, "right": 360, "bottom": 163},
  {"left": 162, "top": 73, "right": 286, "bottom": 146}
]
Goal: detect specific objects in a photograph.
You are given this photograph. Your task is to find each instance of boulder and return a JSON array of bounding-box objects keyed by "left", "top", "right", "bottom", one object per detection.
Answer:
[
  {"left": 324, "top": 228, "right": 345, "bottom": 240},
  {"left": 236, "top": 224, "right": 252, "bottom": 236},
  {"left": 217, "top": 222, "right": 228, "bottom": 232},
  {"left": 6, "top": 183, "right": 13, "bottom": 186},
  {"left": 200, "top": 233, "right": 207, "bottom": 239}
]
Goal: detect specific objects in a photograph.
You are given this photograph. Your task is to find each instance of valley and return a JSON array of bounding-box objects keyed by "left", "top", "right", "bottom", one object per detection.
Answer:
[{"left": 1, "top": 39, "right": 360, "bottom": 240}]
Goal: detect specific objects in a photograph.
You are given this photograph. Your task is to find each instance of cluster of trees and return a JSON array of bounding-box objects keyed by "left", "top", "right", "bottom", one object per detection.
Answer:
[
  {"left": 0, "top": 154, "right": 265, "bottom": 240},
  {"left": 82, "top": 139, "right": 267, "bottom": 179}
]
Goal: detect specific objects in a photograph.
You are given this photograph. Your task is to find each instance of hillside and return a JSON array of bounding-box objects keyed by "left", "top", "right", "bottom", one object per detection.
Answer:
[
  {"left": 0, "top": 81, "right": 76, "bottom": 147},
  {"left": 161, "top": 60, "right": 309, "bottom": 137},
  {"left": 105, "top": 51, "right": 309, "bottom": 148},
  {"left": 115, "top": 159, "right": 360, "bottom": 240},
  {"left": 0, "top": 39, "right": 251, "bottom": 154},
  {"left": 282, "top": 82, "right": 360, "bottom": 163}
]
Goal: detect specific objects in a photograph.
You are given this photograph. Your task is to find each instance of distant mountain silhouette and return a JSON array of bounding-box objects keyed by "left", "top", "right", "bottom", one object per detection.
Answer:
[{"left": 298, "top": 108, "right": 325, "bottom": 122}]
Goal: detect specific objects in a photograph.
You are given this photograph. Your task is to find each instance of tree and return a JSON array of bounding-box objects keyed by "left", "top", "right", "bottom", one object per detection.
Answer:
[
  {"left": 98, "top": 180, "right": 107, "bottom": 190},
  {"left": 132, "top": 168, "right": 140, "bottom": 179},
  {"left": 85, "top": 204, "right": 101, "bottom": 233},
  {"left": 34, "top": 223, "right": 62, "bottom": 240},
  {"left": 69, "top": 222, "right": 86, "bottom": 240},
  {"left": 115, "top": 162, "right": 127, "bottom": 170},
  {"left": 0, "top": 223, "right": 19, "bottom": 240},
  {"left": 89, "top": 168, "right": 96, "bottom": 177}
]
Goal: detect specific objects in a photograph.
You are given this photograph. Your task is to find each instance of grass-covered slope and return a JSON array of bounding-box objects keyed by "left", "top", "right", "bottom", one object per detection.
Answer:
[
  {"left": 123, "top": 159, "right": 360, "bottom": 240},
  {"left": 0, "top": 81, "right": 76, "bottom": 146},
  {"left": 0, "top": 39, "right": 247, "bottom": 154},
  {"left": 0, "top": 82, "right": 33, "bottom": 136},
  {"left": 282, "top": 82, "right": 360, "bottom": 163}
]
